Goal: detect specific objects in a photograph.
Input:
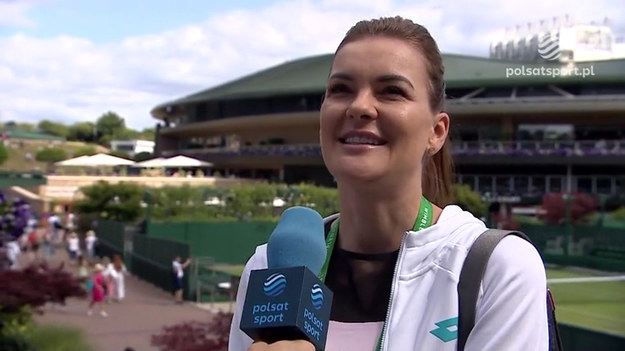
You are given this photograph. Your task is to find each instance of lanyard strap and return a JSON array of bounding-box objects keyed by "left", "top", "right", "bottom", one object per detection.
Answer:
[{"left": 318, "top": 196, "right": 434, "bottom": 351}]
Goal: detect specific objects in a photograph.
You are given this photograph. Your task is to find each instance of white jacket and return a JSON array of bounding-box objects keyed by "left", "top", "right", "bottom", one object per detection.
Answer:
[{"left": 228, "top": 205, "right": 549, "bottom": 351}]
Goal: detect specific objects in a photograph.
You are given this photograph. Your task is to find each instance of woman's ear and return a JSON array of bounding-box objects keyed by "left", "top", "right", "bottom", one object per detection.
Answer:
[{"left": 428, "top": 111, "right": 450, "bottom": 155}]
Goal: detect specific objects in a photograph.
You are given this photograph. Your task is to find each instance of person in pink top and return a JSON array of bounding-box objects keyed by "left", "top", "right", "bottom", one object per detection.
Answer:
[{"left": 88, "top": 263, "right": 108, "bottom": 317}]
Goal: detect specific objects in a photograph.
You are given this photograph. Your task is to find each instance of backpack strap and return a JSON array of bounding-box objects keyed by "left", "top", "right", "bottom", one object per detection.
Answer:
[{"left": 457, "top": 229, "right": 531, "bottom": 351}]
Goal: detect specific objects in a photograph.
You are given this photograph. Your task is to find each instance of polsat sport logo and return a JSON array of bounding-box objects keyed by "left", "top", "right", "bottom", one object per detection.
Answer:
[
  {"left": 263, "top": 273, "right": 287, "bottom": 297},
  {"left": 311, "top": 284, "right": 324, "bottom": 310},
  {"left": 537, "top": 32, "right": 560, "bottom": 61}
]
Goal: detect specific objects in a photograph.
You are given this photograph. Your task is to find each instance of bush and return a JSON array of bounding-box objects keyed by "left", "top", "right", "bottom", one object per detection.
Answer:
[
  {"left": 452, "top": 184, "right": 487, "bottom": 218},
  {"left": 72, "top": 146, "right": 97, "bottom": 157},
  {"left": 151, "top": 312, "right": 233, "bottom": 351},
  {"left": 0, "top": 143, "right": 8, "bottom": 166},
  {"left": 28, "top": 325, "right": 92, "bottom": 351},
  {"left": 540, "top": 192, "right": 598, "bottom": 225},
  {"left": 0, "top": 263, "right": 87, "bottom": 351},
  {"left": 35, "top": 147, "right": 67, "bottom": 164},
  {"left": 611, "top": 207, "right": 625, "bottom": 221}
]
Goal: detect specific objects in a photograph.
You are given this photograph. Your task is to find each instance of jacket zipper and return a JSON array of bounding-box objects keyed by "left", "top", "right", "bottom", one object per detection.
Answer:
[{"left": 379, "top": 230, "right": 409, "bottom": 351}]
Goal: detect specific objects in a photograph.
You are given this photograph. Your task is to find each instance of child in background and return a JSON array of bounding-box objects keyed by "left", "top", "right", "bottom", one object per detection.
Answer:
[
  {"left": 77, "top": 255, "right": 92, "bottom": 293},
  {"left": 88, "top": 264, "right": 108, "bottom": 317}
]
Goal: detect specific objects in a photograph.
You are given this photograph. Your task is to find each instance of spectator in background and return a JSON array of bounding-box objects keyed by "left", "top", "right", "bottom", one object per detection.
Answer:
[
  {"left": 172, "top": 256, "right": 191, "bottom": 304},
  {"left": 85, "top": 230, "right": 97, "bottom": 259},
  {"left": 88, "top": 263, "right": 108, "bottom": 317},
  {"left": 67, "top": 232, "right": 80, "bottom": 262},
  {"left": 112, "top": 254, "right": 127, "bottom": 302}
]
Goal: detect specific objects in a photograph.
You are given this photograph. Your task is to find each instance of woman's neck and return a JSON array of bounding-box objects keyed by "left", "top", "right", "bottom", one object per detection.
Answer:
[{"left": 336, "top": 178, "right": 431, "bottom": 254}]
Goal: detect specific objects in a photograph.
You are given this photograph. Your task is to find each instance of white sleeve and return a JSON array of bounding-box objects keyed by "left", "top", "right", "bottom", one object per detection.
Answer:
[
  {"left": 465, "top": 236, "right": 549, "bottom": 351},
  {"left": 228, "top": 246, "right": 267, "bottom": 351}
]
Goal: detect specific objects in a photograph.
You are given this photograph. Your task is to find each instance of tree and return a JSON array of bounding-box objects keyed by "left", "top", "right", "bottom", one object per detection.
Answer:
[
  {"left": 37, "top": 120, "right": 68, "bottom": 138},
  {"left": 35, "top": 147, "right": 67, "bottom": 164},
  {"left": 0, "top": 143, "right": 8, "bottom": 166},
  {"left": 140, "top": 127, "right": 156, "bottom": 141},
  {"left": 96, "top": 112, "right": 126, "bottom": 144},
  {"left": 115, "top": 128, "right": 140, "bottom": 141},
  {"left": 73, "top": 181, "right": 143, "bottom": 222},
  {"left": 108, "top": 150, "right": 130, "bottom": 159},
  {"left": 540, "top": 192, "right": 598, "bottom": 225},
  {"left": 72, "top": 145, "right": 97, "bottom": 157},
  {"left": 452, "top": 184, "right": 487, "bottom": 218},
  {"left": 134, "top": 151, "right": 153, "bottom": 162},
  {"left": 68, "top": 122, "right": 96, "bottom": 142}
]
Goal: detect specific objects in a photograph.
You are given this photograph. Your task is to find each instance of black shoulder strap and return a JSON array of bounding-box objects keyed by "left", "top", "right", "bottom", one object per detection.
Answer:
[{"left": 457, "top": 229, "right": 531, "bottom": 351}]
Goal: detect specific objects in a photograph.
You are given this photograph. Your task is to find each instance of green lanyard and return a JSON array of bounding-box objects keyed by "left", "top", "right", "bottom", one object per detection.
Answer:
[{"left": 318, "top": 196, "right": 434, "bottom": 351}]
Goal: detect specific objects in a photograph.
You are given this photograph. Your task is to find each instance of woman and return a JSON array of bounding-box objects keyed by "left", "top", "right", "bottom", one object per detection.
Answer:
[
  {"left": 112, "top": 254, "right": 127, "bottom": 302},
  {"left": 88, "top": 263, "right": 108, "bottom": 317},
  {"left": 229, "top": 16, "right": 548, "bottom": 351}
]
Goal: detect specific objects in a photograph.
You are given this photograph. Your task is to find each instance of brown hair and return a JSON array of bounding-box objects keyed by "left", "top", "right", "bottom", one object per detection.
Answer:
[
  {"left": 113, "top": 254, "right": 123, "bottom": 272},
  {"left": 334, "top": 16, "right": 453, "bottom": 206}
]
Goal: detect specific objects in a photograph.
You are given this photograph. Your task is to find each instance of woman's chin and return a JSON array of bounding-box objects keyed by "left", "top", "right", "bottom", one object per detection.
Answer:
[{"left": 332, "top": 162, "right": 386, "bottom": 184}]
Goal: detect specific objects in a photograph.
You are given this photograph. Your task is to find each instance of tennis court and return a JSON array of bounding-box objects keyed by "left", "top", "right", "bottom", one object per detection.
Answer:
[{"left": 547, "top": 267, "right": 625, "bottom": 336}]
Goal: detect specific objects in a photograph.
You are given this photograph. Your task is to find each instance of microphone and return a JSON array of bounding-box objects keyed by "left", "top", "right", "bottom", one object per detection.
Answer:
[{"left": 239, "top": 206, "right": 334, "bottom": 350}]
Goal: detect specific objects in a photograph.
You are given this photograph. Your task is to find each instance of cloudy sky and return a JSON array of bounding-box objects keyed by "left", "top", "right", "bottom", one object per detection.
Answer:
[{"left": 0, "top": 0, "right": 623, "bottom": 130}]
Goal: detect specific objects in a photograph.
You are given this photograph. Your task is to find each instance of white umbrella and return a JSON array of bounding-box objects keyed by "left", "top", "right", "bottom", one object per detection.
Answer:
[
  {"left": 134, "top": 157, "right": 166, "bottom": 168},
  {"left": 55, "top": 155, "right": 93, "bottom": 166},
  {"left": 159, "top": 155, "right": 212, "bottom": 168},
  {"left": 63, "top": 153, "right": 135, "bottom": 167}
]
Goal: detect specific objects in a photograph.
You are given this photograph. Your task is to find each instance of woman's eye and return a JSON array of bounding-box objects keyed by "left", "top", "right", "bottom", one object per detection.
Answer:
[
  {"left": 382, "top": 86, "right": 405, "bottom": 96},
  {"left": 328, "top": 84, "right": 350, "bottom": 94}
]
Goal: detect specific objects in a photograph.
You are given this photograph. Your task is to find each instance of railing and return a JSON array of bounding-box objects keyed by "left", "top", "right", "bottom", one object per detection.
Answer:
[{"left": 176, "top": 139, "right": 625, "bottom": 158}]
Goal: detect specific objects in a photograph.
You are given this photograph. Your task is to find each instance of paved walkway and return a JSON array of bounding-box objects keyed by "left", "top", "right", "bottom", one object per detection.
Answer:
[{"left": 19, "top": 252, "right": 230, "bottom": 351}]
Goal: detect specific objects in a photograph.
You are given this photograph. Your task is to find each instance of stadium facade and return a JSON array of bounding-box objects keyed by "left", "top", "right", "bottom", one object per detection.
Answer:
[{"left": 150, "top": 53, "right": 625, "bottom": 204}]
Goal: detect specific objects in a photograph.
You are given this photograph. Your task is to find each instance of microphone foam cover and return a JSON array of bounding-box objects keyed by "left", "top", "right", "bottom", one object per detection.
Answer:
[{"left": 266, "top": 206, "right": 326, "bottom": 275}]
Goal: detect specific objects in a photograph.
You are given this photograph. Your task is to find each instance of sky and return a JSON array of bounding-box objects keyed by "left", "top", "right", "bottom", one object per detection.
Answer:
[{"left": 0, "top": 0, "right": 624, "bottom": 130}]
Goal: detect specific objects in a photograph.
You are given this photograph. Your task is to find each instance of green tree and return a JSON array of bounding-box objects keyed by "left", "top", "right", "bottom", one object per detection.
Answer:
[
  {"left": 140, "top": 127, "right": 155, "bottom": 141},
  {"left": 35, "top": 147, "right": 67, "bottom": 164},
  {"left": 68, "top": 122, "right": 96, "bottom": 142},
  {"left": 134, "top": 151, "right": 153, "bottom": 162},
  {"left": 452, "top": 184, "right": 487, "bottom": 218},
  {"left": 37, "top": 120, "right": 69, "bottom": 138},
  {"left": 109, "top": 150, "right": 130, "bottom": 159},
  {"left": 96, "top": 112, "right": 126, "bottom": 144},
  {"left": 72, "top": 146, "right": 97, "bottom": 157},
  {"left": 0, "top": 143, "right": 8, "bottom": 165},
  {"left": 74, "top": 181, "right": 143, "bottom": 222},
  {"left": 16, "top": 123, "right": 36, "bottom": 132},
  {"left": 115, "top": 128, "right": 140, "bottom": 141}
]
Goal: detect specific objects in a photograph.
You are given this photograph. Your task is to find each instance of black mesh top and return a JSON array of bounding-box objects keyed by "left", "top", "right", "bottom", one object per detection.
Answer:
[{"left": 325, "top": 238, "right": 399, "bottom": 323}]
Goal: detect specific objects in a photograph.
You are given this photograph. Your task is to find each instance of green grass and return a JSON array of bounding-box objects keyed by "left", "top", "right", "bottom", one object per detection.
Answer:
[
  {"left": 547, "top": 268, "right": 625, "bottom": 336},
  {"left": 28, "top": 324, "right": 93, "bottom": 351}
]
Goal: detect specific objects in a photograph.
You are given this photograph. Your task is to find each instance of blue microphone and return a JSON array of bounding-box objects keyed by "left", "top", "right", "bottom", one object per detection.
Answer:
[{"left": 239, "top": 206, "right": 334, "bottom": 350}]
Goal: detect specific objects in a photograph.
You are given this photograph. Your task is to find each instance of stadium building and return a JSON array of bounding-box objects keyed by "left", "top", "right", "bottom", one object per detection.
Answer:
[{"left": 151, "top": 37, "right": 625, "bottom": 204}]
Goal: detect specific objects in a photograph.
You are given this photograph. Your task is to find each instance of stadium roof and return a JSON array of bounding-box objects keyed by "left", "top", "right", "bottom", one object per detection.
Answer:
[
  {"left": 4, "top": 130, "right": 65, "bottom": 141},
  {"left": 152, "top": 53, "right": 625, "bottom": 118}
]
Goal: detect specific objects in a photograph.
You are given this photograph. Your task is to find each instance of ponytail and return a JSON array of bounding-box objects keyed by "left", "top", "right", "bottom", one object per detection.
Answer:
[{"left": 422, "top": 139, "right": 454, "bottom": 207}]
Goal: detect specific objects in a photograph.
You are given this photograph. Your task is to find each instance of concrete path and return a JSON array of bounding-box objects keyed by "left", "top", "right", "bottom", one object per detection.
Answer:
[{"left": 18, "top": 252, "right": 227, "bottom": 351}]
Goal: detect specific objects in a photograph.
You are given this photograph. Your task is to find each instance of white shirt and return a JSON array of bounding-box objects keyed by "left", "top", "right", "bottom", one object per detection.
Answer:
[
  {"left": 85, "top": 236, "right": 97, "bottom": 250},
  {"left": 68, "top": 237, "right": 80, "bottom": 252},
  {"left": 173, "top": 261, "right": 183, "bottom": 278},
  {"left": 228, "top": 205, "right": 549, "bottom": 351}
]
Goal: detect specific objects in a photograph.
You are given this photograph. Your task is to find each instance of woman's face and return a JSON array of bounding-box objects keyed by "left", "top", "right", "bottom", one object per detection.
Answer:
[{"left": 320, "top": 36, "right": 445, "bottom": 184}]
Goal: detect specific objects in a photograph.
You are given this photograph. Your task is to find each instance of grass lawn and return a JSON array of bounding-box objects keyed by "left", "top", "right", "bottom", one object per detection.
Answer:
[
  {"left": 547, "top": 268, "right": 625, "bottom": 336},
  {"left": 29, "top": 324, "right": 93, "bottom": 351}
]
